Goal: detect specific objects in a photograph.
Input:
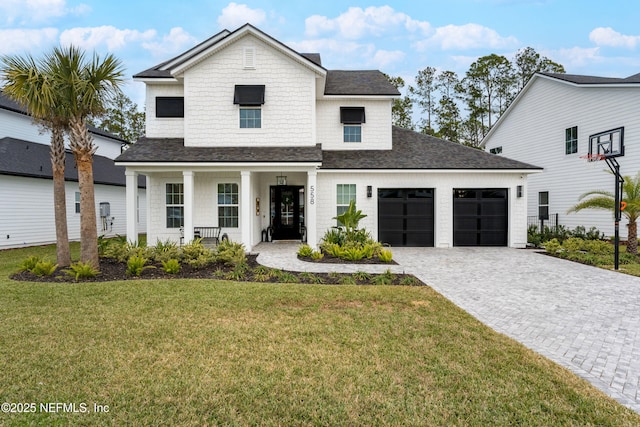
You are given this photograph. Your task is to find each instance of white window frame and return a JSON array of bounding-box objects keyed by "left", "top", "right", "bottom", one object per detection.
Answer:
[
  {"left": 336, "top": 184, "right": 357, "bottom": 225},
  {"left": 166, "top": 183, "right": 184, "bottom": 229},
  {"left": 74, "top": 191, "right": 80, "bottom": 214},
  {"left": 218, "top": 183, "right": 239, "bottom": 228},
  {"left": 239, "top": 106, "right": 262, "bottom": 129},
  {"left": 343, "top": 125, "right": 362, "bottom": 143}
]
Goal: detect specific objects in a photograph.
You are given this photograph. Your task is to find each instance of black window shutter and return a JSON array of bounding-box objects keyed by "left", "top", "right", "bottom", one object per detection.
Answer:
[
  {"left": 156, "top": 97, "right": 184, "bottom": 118},
  {"left": 234, "top": 85, "right": 265, "bottom": 105},
  {"left": 340, "top": 107, "right": 366, "bottom": 124}
]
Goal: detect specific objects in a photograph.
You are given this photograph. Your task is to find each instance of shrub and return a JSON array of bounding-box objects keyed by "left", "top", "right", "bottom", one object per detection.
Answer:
[
  {"left": 101, "top": 239, "right": 130, "bottom": 262},
  {"left": 225, "top": 264, "right": 248, "bottom": 281},
  {"left": 563, "top": 237, "right": 585, "bottom": 253},
  {"left": 64, "top": 262, "right": 99, "bottom": 281},
  {"left": 299, "top": 272, "right": 324, "bottom": 284},
  {"left": 127, "top": 255, "right": 155, "bottom": 276},
  {"left": 297, "top": 244, "right": 313, "bottom": 258},
  {"left": 400, "top": 276, "right": 419, "bottom": 286},
  {"left": 339, "top": 275, "right": 357, "bottom": 285},
  {"left": 543, "top": 238, "right": 562, "bottom": 254},
  {"left": 310, "top": 250, "right": 324, "bottom": 260},
  {"left": 378, "top": 248, "right": 393, "bottom": 263},
  {"left": 161, "top": 259, "right": 181, "bottom": 274},
  {"left": 19, "top": 256, "right": 42, "bottom": 272},
  {"left": 279, "top": 272, "right": 299, "bottom": 283},
  {"left": 321, "top": 228, "right": 345, "bottom": 246},
  {"left": 32, "top": 260, "right": 58, "bottom": 277},
  {"left": 373, "top": 269, "right": 395, "bottom": 285},
  {"left": 341, "top": 247, "right": 365, "bottom": 261},
  {"left": 182, "top": 240, "right": 214, "bottom": 268},
  {"left": 352, "top": 271, "right": 371, "bottom": 282},
  {"left": 583, "top": 239, "right": 613, "bottom": 255},
  {"left": 215, "top": 240, "right": 247, "bottom": 267},
  {"left": 322, "top": 243, "right": 343, "bottom": 258},
  {"left": 152, "top": 239, "right": 181, "bottom": 263}
]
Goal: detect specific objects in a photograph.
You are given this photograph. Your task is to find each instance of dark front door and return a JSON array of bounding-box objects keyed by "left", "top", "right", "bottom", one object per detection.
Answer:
[{"left": 271, "top": 186, "right": 303, "bottom": 240}]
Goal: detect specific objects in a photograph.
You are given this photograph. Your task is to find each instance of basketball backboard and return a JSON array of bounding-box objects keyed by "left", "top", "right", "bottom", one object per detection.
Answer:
[{"left": 588, "top": 127, "right": 624, "bottom": 159}]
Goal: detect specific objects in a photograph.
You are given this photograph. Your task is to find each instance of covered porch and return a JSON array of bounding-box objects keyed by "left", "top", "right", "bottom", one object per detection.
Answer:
[{"left": 124, "top": 165, "right": 320, "bottom": 250}]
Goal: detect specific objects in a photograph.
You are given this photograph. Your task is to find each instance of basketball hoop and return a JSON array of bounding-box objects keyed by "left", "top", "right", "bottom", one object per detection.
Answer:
[{"left": 580, "top": 153, "right": 607, "bottom": 162}]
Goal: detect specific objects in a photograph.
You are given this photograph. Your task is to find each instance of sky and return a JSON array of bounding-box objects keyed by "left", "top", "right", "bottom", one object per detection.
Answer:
[{"left": 1, "top": 0, "right": 640, "bottom": 107}]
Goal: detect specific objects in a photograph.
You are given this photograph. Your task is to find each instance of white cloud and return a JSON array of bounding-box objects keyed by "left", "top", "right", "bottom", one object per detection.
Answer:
[
  {"left": 0, "top": 28, "right": 58, "bottom": 54},
  {"left": 0, "top": 0, "right": 90, "bottom": 25},
  {"left": 553, "top": 46, "right": 602, "bottom": 68},
  {"left": 305, "top": 6, "right": 431, "bottom": 40},
  {"left": 416, "top": 23, "right": 518, "bottom": 51},
  {"left": 371, "top": 50, "right": 405, "bottom": 68},
  {"left": 217, "top": 2, "right": 267, "bottom": 29},
  {"left": 142, "top": 27, "right": 198, "bottom": 57},
  {"left": 589, "top": 27, "right": 640, "bottom": 49},
  {"left": 59, "top": 26, "right": 156, "bottom": 51}
]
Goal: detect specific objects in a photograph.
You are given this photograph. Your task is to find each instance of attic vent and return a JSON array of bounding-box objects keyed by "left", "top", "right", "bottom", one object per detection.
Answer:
[{"left": 243, "top": 47, "right": 256, "bottom": 69}]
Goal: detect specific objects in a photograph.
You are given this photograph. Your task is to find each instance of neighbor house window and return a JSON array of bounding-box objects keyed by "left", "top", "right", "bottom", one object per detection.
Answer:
[
  {"left": 234, "top": 85, "right": 265, "bottom": 129},
  {"left": 538, "top": 191, "right": 549, "bottom": 220},
  {"left": 218, "top": 183, "right": 239, "bottom": 228},
  {"left": 565, "top": 126, "right": 578, "bottom": 154},
  {"left": 156, "top": 97, "right": 184, "bottom": 118},
  {"left": 336, "top": 184, "right": 356, "bottom": 225},
  {"left": 340, "top": 107, "right": 365, "bottom": 143},
  {"left": 166, "top": 183, "right": 184, "bottom": 228},
  {"left": 75, "top": 192, "right": 80, "bottom": 213},
  {"left": 490, "top": 146, "right": 502, "bottom": 154}
]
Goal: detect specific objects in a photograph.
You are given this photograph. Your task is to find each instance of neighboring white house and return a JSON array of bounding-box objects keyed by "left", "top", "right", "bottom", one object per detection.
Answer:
[
  {"left": 116, "top": 24, "right": 540, "bottom": 250},
  {"left": 482, "top": 72, "right": 640, "bottom": 239},
  {"left": 0, "top": 92, "right": 147, "bottom": 249}
]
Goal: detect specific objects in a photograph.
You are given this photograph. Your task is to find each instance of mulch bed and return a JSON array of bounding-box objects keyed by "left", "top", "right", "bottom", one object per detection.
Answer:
[
  {"left": 297, "top": 255, "right": 397, "bottom": 265},
  {"left": 11, "top": 255, "right": 424, "bottom": 286}
]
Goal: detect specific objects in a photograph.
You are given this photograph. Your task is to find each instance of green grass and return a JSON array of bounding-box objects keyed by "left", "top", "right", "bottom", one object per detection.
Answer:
[{"left": 1, "top": 245, "right": 639, "bottom": 426}]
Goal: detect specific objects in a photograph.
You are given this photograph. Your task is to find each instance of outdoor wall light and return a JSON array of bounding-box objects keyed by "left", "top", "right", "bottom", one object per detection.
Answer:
[
  {"left": 367, "top": 185, "right": 372, "bottom": 198},
  {"left": 276, "top": 175, "right": 287, "bottom": 185},
  {"left": 517, "top": 185, "right": 523, "bottom": 198}
]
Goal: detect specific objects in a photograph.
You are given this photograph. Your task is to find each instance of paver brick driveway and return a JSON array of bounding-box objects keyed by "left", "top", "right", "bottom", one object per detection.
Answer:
[{"left": 392, "top": 247, "right": 640, "bottom": 413}]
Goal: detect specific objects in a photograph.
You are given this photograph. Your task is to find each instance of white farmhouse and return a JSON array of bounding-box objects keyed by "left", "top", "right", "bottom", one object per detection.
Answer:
[
  {"left": 482, "top": 72, "right": 640, "bottom": 239},
  {"left": 117, "top": 24, "right": 539, "bottom": 250},
  {"left": 0, "top": 92, "right": 147, "bottom": 249}
]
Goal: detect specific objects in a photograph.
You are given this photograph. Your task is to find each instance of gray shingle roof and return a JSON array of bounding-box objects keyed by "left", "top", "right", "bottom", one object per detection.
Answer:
[
  {"left": 0, "top": 137, "right": 145, "bottom": 187},
  {"left": 321, "top": 127, "right": 541, "bottom": 170},
  {"left": 0, "top": 92, "right": 129, "bottom": 143},
  {"left": 541, "top": 72, "right": 640, "bottom": 85},
  {"left": 115, "top": 137, "right": 323, "bottom": 163},
  {"left": 115, "top": 128, "right": 539, "bottom": 171},
  {"left": 324, "top": 70, "right": 400, "bottom": 96}
]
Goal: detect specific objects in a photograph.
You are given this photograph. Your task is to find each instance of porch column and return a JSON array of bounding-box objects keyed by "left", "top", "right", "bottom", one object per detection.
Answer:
[
  {"left": 183, "top": 171, "right": 195, "bottom": 243},
  {"left": 307, "top": 169, "right": 318, "bottom": 248},
  {"left": 125, "top": 169, "right": 139, "bottom": 245},
  {"left": 241, "top": 171, "right": 252, "bottom": 250}
]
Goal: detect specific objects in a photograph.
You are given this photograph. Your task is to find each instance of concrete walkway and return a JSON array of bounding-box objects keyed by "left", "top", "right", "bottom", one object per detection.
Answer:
[{"left": 254, "top": 243, "right": 640, "bottom": 413}]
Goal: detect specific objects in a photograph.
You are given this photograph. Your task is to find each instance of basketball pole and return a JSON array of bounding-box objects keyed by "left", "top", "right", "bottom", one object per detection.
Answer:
[{"left": 605, "top": 157, "right": 623, "bottom": 270}]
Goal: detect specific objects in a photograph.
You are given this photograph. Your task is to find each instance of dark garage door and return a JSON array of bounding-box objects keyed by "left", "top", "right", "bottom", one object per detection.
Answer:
[
  {"left": 453, "top": 189, "right": 508, "bottom": 246},
  {"left": 378, "top": 189, "right": 434, "bottom": 247}
]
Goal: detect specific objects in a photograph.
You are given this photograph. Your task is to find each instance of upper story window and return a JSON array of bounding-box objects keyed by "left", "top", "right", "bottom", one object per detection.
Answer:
[
  {"left": 156, "top": 97, "right": 184, "bottom": 118},
  {"left": 234, "top": 85, "right": 265, "bottom": 129},
  {"left": 565, "top": 126, "right": 578, "bottom": 154},
  {"left": 340, "top": 107, "right": 365, "bottom": 143}
]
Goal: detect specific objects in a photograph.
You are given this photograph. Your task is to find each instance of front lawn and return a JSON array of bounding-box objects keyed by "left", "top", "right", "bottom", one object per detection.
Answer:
[{"left": 1, "top": 244, "right": 639, "bottom": 425}]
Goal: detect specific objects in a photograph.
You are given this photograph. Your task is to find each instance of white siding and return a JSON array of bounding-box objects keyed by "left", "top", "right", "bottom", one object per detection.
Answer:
[
  {"left": 182, "top": 35, "right": 316, "bottom": 147},
  {"left": 317, "top": 99, "right": 393, "bottom": 150},
  {"left": 145, "top": 84, "right": 185, "bottom": 138},
  {"left": 0, "top": 175, "right": 146, "bottom": 250},
  {"left": 484, "top": 77, "right": 640, "bottom": 239}
]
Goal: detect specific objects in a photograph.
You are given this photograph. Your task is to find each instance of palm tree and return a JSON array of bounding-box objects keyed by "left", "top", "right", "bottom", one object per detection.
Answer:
[
  {"left": 0, "top": 54, "right": 72, "bottom": 267},
  {"left": 568, "top": 172, "right": 640, "bottom": 254},
  {"left": 48, "top": 46, "right": 124, "bottom": 268}
]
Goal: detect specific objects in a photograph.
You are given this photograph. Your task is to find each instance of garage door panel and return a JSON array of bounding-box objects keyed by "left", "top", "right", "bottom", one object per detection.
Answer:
[
  {"left": 454, "top": 189, "right": 507, "bottom": 246},
  {"left": 378, "top": 188, "right": 434, "bottom": 247}
]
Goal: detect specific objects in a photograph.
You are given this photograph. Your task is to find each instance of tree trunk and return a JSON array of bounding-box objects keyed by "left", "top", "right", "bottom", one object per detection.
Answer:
[
  {"left": 50, "top": 126, "right": 71, "bottom": 267},
  {"left": 628, "top": 220, "right": 638, "bottom": 255},
  {"left": 70, "top": 118, "right": 99, "bottom": 269}
]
